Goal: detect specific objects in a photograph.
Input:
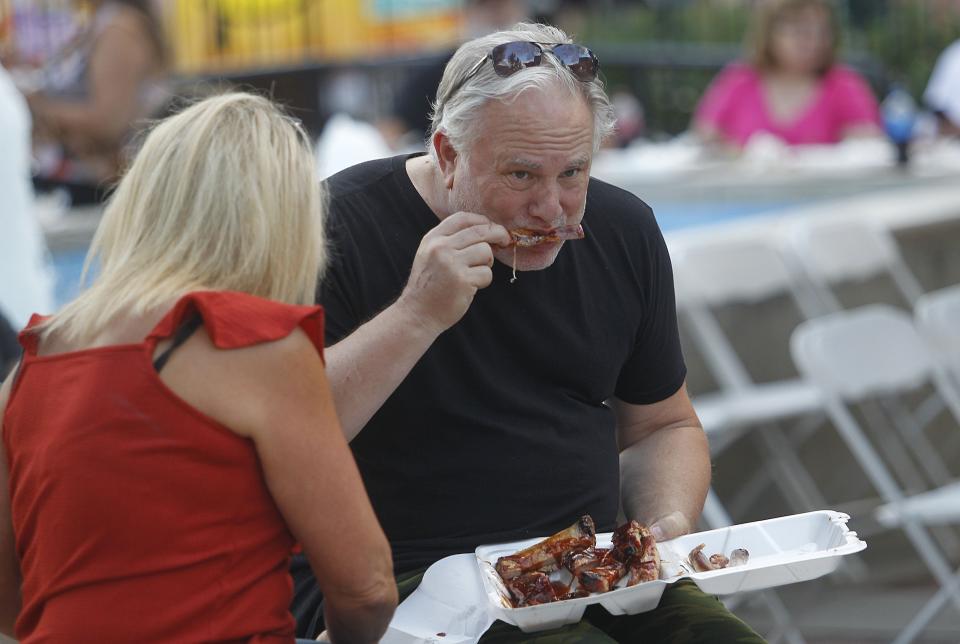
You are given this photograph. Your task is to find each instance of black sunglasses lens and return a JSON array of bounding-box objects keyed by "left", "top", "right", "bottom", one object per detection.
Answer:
[
  {"left": 491, "top": 41, "right": 542, "bottom": 77},
  {"left": 551, "top": 44, "right": 598, "bottom": 81}
]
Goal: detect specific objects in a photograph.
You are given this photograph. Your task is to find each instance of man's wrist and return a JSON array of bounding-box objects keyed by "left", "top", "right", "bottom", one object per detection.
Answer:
[{"left": 392, "top": 293, "right": 447, "bottom": 341}]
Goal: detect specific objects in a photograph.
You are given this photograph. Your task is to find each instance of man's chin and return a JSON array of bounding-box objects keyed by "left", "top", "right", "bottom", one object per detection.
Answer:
[{"left": 494, "top": 242, "right": 563, "bottom": 272}]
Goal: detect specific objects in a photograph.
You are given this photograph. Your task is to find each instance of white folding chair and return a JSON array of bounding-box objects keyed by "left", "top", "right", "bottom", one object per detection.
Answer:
[
  {"left": 791, "top": 304, "right": 960, "bottom": 644},
  {"left": 670, "top": 239, "right": 823, "bottom": 644},
  {"left": 916, "top": 284, "right": 960, "bottom": 396},
  {"left": 876, "top": 481, "right": 960, "bottom": 527},
  {"left": 786, "top": 219, "right": 959, "bottom": 495},
  {"left": 786, "top": 218, "right": 924, "bottom": 313},
  {"left": 673, "top": 237, "right": 830, "bottom": 520},
  {"left": 914, "top": 284, "right": 960, "bottom": 464}
]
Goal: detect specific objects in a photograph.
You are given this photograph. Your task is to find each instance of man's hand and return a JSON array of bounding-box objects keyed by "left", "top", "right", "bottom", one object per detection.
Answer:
[
  {"left": 649, "top": 510, "right": 693, "bottom": 542},
  {"left": 321, "top": 211, "right": 510, "bottom": 440},
  {"left": 396, "top": 211, "right": 511, "bottom": 334}
]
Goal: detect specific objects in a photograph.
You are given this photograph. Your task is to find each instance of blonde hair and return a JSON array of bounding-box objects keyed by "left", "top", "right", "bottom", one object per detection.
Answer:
[
  {"left": 40, "top": 92, "right": 325, "bottom": 343},
  {"left": 748, "top": 0, "right": 838, "bottom": 75}
]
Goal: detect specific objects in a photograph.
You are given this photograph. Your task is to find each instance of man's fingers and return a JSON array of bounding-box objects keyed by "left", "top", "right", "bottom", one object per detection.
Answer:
[
  {"left": 446, "top": 221, "right": 511, "bottom": 250},
  {"left": 456, "top": 243, "right": 495, "bottom": 268},
  {"left": 432, "top": 210, "right": 493, "bottom": 235},
  {"left": 431, "top": 211, "right": 511, "bottom": 248},
  {"left": 649, "top": 510, "right": 692, "bottom": 542},
  {"left": 467, "top": 265, "right": 494, "bottom": 289}
]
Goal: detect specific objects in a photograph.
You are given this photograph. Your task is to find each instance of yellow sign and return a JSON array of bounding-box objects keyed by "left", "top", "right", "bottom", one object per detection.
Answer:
[{"left": 167, "top": 0, "right": 463, "bottom": 74}]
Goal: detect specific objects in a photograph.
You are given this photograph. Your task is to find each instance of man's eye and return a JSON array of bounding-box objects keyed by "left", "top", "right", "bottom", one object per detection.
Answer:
[
  {"left": 561, "top": 168, "right": 581, "bottom": 178},
  {"left": 511, "top": 171, "right": 529, "bottom": 180}
]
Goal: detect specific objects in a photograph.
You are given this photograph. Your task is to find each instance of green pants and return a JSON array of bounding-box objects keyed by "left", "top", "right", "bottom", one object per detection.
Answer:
[{"left": 397, "top": 568, "right": 766, "bottom": 643}]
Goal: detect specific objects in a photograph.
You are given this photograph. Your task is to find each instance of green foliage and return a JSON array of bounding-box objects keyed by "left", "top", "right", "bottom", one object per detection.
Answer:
[
  {"left": 580, "top": 3, "right": 750, "bottom": 45},
  {"left": 857, "top": 1, "right": 960, "bottom": 97}
]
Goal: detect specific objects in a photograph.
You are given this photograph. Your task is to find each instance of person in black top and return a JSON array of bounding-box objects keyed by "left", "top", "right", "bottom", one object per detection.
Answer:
[
  {"left": 0, "top": 311, "right": 19, "bottom": 381},
  {"left": 376, "top": 0, "right": 529, "bottom": 149},
  {"left": 292, "top": 21, "right": 764, "bottom": 642}
]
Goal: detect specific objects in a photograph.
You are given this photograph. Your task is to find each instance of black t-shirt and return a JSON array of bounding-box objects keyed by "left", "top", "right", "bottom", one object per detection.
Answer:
[
  {"left": 319, "top": 154, "right": 686, "bottom": 573},
  {"left": 0, "top": 310, "right": 20, "bottom": 380}
]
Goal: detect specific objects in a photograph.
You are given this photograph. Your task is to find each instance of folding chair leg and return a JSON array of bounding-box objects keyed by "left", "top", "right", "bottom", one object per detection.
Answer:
[
  {"left": 881, "top": 397, "right": 955, "bottom": 488},
  {"left": 879, "top": 397, "right": 960, "bottom": 557},
  {"left": 726, "top": 420, "right": 826, "bottom": 518},
  {"left": 702, "top": 487, "right": 733, "bottom": 528},
  {"left": 933, "top": 370, "right": 960, "bottom": 429},
  {"left": 727, "top": 443, "right": 813, "bottom": 520},
  {"left": 909, "top": 392, "right": 945, "bottom": 434},
  {"left": 829, "top": 400, "right": 960, "bottom": 614},
  {"left": 727, "top": 462, "right": 775, "bottom": 519},
  {"left": 892, "top": 564, "right": 960, "bottom": 644},
  {"left": 758, "top": 592, "right": 807, "bottom": 644},
  {"left": 761, "top": 426, "right": 873, "bottom": 581},
  {"left": 858, "top": 401, "right": 930, "bottom": 492},
  {"left": 757, "top": 424, "right": 829, "bottom": 511}
]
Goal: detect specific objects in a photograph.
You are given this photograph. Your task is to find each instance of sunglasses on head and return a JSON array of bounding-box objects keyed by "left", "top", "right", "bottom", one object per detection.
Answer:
[{"left": 440, "top": 40, "right": 600, "bottom": 108}]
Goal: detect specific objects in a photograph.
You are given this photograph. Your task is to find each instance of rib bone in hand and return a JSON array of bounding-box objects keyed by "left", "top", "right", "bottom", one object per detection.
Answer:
[
  {"left": 509, "top": 224, "right": 585, "bottom": 247},
  {"left": 495, "top": 515, "right": 596, "bottom": 580}
]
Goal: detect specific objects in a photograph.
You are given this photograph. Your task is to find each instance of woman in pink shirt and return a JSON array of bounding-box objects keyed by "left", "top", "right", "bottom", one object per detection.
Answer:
[{"left": 693, "top": 0, "right": 881, "bottom": 148}]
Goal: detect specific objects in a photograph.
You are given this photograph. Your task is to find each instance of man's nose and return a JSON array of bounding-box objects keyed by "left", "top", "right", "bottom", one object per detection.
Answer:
[{"left": 527, "top": 181, "right": 564, "bottom": 224}]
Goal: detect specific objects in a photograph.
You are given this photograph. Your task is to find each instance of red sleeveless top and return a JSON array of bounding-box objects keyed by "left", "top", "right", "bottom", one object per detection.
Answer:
[{"left": 3, "top": 291, "right": 324, "bottom": 643}]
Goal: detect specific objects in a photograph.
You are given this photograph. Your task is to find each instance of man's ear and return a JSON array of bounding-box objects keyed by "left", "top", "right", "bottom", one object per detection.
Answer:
[{"left": 432, "top": 131, "right": 459, "bottom": 190}]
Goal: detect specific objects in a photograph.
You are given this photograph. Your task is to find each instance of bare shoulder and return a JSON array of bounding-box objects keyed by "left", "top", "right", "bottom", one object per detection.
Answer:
[
  {"left": 206, "top": 325, "right": 321, "bottom": 377},
  {"left": 159, "top": 326, "right": 328, "bottom": 441}
]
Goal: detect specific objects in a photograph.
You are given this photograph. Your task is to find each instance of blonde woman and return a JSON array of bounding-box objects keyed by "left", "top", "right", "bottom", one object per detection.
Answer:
[
  {"left": 693, "top": 0, "right": 881, "bottom": 148},
  {"left": 0, "top": 93, "right": 397, "bottom": 643}
]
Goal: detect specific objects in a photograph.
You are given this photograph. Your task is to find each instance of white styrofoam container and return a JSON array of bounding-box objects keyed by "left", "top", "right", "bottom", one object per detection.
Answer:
[{"left": 474, "top": 510, "right": 866, "bottom": 634}]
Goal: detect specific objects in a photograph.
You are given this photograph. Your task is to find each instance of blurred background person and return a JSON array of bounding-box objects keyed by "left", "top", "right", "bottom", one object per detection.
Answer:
[
  {"left": 0, "top": 93, "right": 396, "bottom": 642},
  {"left": 375, "top": 0, "right": 530, "bottom": 150},
  {"left": 692, "top": 0, "right": 882, "bottom": 149},
  {"left": 0, "top": 61, "right": 55, "bottom": 380},
  {"left": 0, "top": 315, "right": 18, "bottom": 382},
  {"left": 13, "top": 0, "right": 169, "bottom": 204},
  {"left": 924, "top": 37, "right": 960, "bottom": 136}
]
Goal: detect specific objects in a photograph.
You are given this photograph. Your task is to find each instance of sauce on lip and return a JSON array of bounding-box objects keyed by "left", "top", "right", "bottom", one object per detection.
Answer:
[{"left": 507, "top": 224, "right": 582, "bottom": 283}]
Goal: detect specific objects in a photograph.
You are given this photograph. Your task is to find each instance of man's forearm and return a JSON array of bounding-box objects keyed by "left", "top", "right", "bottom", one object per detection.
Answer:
[
  {"left": 325, "top": 301, "right": 441, "bottom": 441},
  {"left": 619, "top": 425, "right": 711, "bottom": 537}
]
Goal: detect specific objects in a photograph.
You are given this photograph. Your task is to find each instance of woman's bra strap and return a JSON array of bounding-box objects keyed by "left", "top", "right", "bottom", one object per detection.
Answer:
[{"left": 152, "top": 312, "right": 203, "bottom": 373}]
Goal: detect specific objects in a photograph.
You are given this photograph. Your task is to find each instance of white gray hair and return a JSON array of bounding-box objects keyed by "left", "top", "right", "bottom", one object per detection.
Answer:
[{"left": 429, "top": 22, "right": 616, "bottom": 157}]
